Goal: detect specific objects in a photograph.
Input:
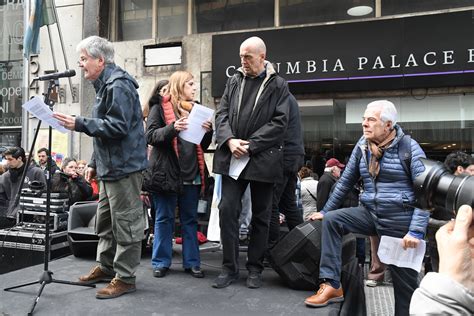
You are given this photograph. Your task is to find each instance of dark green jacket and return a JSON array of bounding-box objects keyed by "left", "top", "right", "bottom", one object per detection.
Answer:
[{"left": 75, "top": 64, "right": 147, "bottom": 180}]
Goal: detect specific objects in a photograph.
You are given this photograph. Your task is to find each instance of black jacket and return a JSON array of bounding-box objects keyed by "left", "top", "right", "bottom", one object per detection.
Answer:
[
  {"left": 0, "top": 165, "right": 46, "bottom": 218},
  {"left": 213, "top": 62, "right": 290, "bottom": 183},
  {"left": 39, "top": 160, "right": 60, "bottom": 176},
  {"left": 75, "top": 64, "right": 147, "bottom": 180},
  {"left": 283, "top": 94, "right": 305, "bottom": 172},
  {"left": 51, "top": 173, "right": 93, "bottom": 206},
  {"left": 145, "top": 97, "right": 212, "bottom": 193},
  {"left": 316, "top": 171, "right": 338, "bottom": 211}
]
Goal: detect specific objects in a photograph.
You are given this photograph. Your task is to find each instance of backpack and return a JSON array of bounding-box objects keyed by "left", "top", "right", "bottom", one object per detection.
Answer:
[{"left": 355, "top": 134, "right": 412, "bottom": 179}]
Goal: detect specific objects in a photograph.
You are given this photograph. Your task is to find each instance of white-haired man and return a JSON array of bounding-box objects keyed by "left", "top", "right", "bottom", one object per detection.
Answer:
[
  {"left": 54, "top": 36, "right": 147, "bottom": 299},
  {"left": 306, "top": 100, "right": 429, "bottom": 316}
]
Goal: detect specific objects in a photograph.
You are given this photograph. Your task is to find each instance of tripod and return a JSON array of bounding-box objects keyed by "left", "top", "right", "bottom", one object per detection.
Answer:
[{"left": 4, "top": 78, "right": 95, "bottom": 316}]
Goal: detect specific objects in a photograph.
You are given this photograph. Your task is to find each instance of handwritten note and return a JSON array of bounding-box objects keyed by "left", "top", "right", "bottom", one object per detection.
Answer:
[
  {"left": 179, "top": 103, "right": 214, "bottom": 144},
  {"left": 22, "top": 96, "right": 68, "bottom": 133}
]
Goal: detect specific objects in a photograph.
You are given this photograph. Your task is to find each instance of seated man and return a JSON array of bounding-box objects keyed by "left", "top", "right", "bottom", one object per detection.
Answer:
[
  {"left": 307, "top": 100, "right": 429, "bottom": 316},
  {"left": 0, "top": 147, "right": 46, "bottom": 227}
]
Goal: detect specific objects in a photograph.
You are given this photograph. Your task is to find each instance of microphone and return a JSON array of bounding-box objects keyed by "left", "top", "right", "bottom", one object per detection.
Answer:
[{"left": 34, "top": 69, "right": 76, "bottom": 81}]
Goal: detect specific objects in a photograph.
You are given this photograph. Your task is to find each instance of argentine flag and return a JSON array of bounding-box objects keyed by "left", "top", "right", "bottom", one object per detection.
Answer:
[{"left": 23, "top": 0, "right": 57, "bottom": 59}]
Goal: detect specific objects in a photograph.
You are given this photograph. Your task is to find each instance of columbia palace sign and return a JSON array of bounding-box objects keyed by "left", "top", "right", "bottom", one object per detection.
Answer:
[{"left": 212, "top": 11, "right": 474, "bottom": 96}]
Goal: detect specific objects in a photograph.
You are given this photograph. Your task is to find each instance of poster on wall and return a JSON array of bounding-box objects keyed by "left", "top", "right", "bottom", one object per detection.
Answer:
[{"left": 37, "top": 128, "right": 69, "bottom": 168}]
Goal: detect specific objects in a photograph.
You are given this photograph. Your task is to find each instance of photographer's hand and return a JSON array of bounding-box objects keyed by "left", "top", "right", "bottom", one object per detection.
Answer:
[{"left": 436, "top": 204, "right": 474, "bottom": 292}]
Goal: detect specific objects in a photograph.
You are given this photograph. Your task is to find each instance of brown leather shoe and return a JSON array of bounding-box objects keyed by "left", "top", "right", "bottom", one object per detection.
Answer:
[
  {"left": 78, "top": 266, "right": 114, "bottom": 285},
  {"left": 304, "top": 283, "right": 344, "bottom": 307},
  {"left": 96, "top": 278, "right": 136, "bottom": 299}
]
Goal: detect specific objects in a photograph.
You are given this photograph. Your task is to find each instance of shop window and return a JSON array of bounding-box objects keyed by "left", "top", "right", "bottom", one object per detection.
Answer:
[
  {"left": 382, "top": 0, "right": 474, "bottom": 16},
  {"left": 280, "top": 0, "right": 375, "bottom": 26},
  {"left": 193, "top": 0, "right": 274, "bottom": 34},
  {"left": 301, "top": 95, "right": 474, "bottom": 171}
]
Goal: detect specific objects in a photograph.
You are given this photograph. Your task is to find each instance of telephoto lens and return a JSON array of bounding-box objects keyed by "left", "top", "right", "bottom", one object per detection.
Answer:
[{"left": 414, "top": 158, "right": 473, "bottom": 213}]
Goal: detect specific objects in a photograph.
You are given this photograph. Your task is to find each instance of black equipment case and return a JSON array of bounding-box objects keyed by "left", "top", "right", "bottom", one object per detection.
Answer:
[
  {"left": 19, "top": 189, "right": 69, "bottom": 213},
  {"left": 0, "top": 228, "right": 70, "bottom": 274}
]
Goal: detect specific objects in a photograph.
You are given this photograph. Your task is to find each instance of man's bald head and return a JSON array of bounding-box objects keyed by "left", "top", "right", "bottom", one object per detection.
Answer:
[
  {"left": 239, "top": 37, "right": 267, "bottom": 77},
  {"left": 240, "top": 36, "right": 267, "bottom": 55}
]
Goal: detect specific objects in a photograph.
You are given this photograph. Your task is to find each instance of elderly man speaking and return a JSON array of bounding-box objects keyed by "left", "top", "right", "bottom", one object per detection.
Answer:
[{"left": 306, "top": 100, "right": 429, "bottom": 316}]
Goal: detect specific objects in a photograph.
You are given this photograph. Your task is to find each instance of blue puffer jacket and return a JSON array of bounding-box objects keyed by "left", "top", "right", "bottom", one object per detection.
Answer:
[
  {"left": 322, "top": 125, "right": 430, "bottom": 237},
  {"left": 75, "top": 64, "right": 147, "bottom": 180}
]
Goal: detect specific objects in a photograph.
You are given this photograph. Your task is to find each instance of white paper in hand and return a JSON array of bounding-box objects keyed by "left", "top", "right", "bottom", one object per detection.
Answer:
[
  {"left": 178, "top": 103, "right": 214, "bottom": 144},
  {"left": 22, "top": 96, "right": 68, "bottom": 133},
  {"left": 229, "top": 155, "right": 250, "bottom": 180},
  {"left": 377, "top": 235, "right": 426, "bottom": 272}
]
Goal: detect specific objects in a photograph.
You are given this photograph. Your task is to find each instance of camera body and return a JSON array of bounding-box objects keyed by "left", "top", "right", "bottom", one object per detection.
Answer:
[{"left": 414, "top": 158, "right": 473, "bottom": 218}]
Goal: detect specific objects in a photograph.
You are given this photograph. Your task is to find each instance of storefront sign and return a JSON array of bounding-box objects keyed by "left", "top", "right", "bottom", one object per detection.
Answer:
[
  {"left": 1, "top": 1, "right": 24, "bottom": 128},
  {"left": 212, "top": 11, "right": 474, "bottom": 96},
  {"left": 0, "top": 61, "right": 23, "bottom": 127}
]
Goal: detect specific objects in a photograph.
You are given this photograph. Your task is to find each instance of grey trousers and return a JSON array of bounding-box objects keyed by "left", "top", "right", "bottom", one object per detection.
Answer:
[{"left": 95, "top": 172, "right": 144, "bottom": 284}]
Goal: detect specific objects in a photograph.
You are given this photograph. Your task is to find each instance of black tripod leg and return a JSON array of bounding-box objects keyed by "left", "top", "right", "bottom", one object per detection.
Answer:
[
  {"left": 52, "top": 279, "right": 96, "bottom": 288},
  {"left": 4, "top": 280, "right": 39, "bottom": 291},
  {"left": 28, "top": 280, "right": 47, "bottom": 316}
]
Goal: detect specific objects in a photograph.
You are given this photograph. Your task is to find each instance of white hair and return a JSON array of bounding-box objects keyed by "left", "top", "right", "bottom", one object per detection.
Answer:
[
  {"left": 76, "top": 36, "right": 114, "bottom": 63},
  {"left": 366, "top": 100, "right": 398, "bottom": 127}
]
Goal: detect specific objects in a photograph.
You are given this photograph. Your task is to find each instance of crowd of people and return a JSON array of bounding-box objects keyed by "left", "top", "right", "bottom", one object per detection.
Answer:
[{"left": 1, "top": 34, "right": 473, "bottom": 314}]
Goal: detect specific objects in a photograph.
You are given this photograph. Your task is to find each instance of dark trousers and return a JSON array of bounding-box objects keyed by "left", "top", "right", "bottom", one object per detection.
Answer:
[
  {"left": 319, "top": 206, "right": 419, "bottom": 316},
  {"left": 268, "top": 170, "right": 303, "bottom": 249},
  {"left": 219, "top": 175, "right": 274, "bottom": 274}
]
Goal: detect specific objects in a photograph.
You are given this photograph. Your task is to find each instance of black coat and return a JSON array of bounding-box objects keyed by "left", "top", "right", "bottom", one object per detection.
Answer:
[
  {"left": 145, "top": 97, "right": 212, "bottom": 193},
  {"left": 283, "top": 94, "right": 305, "bottom": 172},
  {"left": 316, "top": 171, "right": 338, "bottom": 211},
  {"left": 213, "top": 62, "right": 290, "bottom": 183},
  {"left": 51, "top": 173, "right": 93, "bottom": 206}
]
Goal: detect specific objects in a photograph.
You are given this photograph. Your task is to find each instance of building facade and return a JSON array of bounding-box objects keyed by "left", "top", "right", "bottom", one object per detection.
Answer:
[{"left": 8, "top": 0, "right": 474, "bottom": 165}]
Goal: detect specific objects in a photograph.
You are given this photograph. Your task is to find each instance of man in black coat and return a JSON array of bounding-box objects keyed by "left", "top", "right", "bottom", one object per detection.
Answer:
[
  {"left": 316, "top": 158, "right": 344, "bottom": 211},
  {"left": 213, "top": 36, "right": 290, "bottom": 289},
  {"left": 267, "top": 94, "right": 304, "bottom": 251},
  {"left": 37, "top": 147, "right": 60, "bottom": 176}
]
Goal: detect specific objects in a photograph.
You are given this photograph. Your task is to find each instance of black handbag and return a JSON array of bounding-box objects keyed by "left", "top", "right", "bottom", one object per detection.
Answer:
[{"left": 142, "top": 157, "right": 182, "bottom": 194}]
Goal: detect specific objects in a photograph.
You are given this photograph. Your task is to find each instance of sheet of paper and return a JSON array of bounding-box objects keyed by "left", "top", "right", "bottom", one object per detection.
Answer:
[
  {"left": 22, "top": 96, "right": 68, "bottom": 133},
  {"left": 178, "top": 103, "right": 214, "bottom": 145},
  {"left": 377, "top": 235, "right": 426, "bottom": 272},
  {"left": 229, "top": 155, "right": 250, "bottom": 180}
]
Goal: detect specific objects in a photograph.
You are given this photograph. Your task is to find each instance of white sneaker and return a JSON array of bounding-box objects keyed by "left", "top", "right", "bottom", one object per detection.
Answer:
[{"left": 365, "top": 279, "right": 382, "bottom": 287}]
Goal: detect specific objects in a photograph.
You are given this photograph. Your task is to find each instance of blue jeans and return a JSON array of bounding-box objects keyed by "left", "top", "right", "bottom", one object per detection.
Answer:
[
  {"left": 319, "top": 206, "right": 419, "bottom": 316},
  {"left": 151, "top": 185, "right": 200, "bottom": 269}
]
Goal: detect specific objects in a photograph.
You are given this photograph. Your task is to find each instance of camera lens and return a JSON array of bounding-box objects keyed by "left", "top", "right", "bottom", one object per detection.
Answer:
[{"left": 414, "top": 158, "right": 473, "bottom": 213}]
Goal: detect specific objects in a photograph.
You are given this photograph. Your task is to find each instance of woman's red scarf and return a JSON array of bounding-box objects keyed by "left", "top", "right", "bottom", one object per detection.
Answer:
[{"left": 161, "top": 95, "right": 206, "bottom": 195}]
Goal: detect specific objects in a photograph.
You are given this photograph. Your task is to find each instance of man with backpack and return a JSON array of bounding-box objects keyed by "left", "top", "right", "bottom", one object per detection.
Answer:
[{"left": 306, "top": 100, "right": 429, "bottom": 316}]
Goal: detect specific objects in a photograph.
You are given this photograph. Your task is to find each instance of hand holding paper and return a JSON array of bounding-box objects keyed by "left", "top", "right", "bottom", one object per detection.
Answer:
[
  {"left": 178, "top": 103, "right": 214, "bottom": 144},
  {"left": 377, "top": 235, "right": 426, "bottom": 272},
  {"left": 22, "top": 96, "right": 68, "bottom": 133}
]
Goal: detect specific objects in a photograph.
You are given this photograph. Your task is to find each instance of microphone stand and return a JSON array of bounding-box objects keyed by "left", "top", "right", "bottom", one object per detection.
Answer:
[{"left": 4, "top": 78, "right": 95, "bottom": 316}]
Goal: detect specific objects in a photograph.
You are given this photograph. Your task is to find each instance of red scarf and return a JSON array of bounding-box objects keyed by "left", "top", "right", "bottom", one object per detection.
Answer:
[{"left": 161, "top": 96, "right": 206, "bottom": 195}]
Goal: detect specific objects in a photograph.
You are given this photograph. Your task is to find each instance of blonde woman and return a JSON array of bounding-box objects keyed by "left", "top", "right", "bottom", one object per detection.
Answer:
[{"left": 145, "top": 71, "right": 212, "bottom": 278}]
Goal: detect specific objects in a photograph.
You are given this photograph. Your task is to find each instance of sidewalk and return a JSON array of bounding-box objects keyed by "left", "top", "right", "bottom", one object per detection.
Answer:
[{"left": 0, "top": 244, "right": 394, "bottom": 316}]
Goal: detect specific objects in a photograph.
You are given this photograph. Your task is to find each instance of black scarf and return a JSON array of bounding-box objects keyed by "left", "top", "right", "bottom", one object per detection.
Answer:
[{"left": 9, "top": 164, "right": 26, "bottom": 183}]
